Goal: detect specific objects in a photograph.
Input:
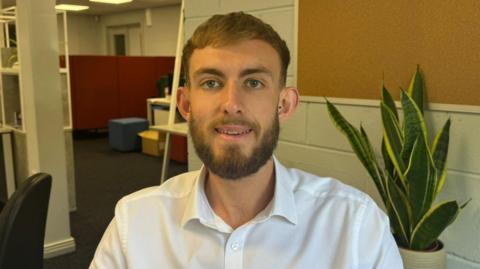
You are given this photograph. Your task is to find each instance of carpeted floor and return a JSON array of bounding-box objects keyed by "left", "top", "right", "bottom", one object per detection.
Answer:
[{"left": 43, "top": 133, "right": 188, "bottom": 269}]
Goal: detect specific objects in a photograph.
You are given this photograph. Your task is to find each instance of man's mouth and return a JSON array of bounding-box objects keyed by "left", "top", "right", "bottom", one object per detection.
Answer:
[{"left": 214, "top": 126, "right": 253, "bottom": 136}]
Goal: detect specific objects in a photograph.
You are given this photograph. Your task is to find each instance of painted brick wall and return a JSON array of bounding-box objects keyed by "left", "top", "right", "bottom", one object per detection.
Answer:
[{"left": 278, "top": 98, "right": 480, "bottom": 269}]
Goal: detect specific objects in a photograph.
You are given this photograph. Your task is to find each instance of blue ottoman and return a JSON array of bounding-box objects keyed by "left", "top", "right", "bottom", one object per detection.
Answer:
[{"left": 109, "top": 118, "right": 148, "bottom": 151}]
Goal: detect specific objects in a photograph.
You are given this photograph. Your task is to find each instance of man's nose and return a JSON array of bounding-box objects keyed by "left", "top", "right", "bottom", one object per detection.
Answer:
[{"left": 221, "top": 81, "right": 243, "bottom": 114}]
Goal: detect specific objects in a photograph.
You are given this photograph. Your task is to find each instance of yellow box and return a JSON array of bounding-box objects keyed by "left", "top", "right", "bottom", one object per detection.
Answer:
[{"left": 138, "top": 130, "right": 165, "bottom": 157}]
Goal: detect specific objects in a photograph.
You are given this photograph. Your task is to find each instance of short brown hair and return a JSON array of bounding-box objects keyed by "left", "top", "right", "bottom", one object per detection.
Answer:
[{"left": 182, "top": 12, "right": 290, "bottom": 86}]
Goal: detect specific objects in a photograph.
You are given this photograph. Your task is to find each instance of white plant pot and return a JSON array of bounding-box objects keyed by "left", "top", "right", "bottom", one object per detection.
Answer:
[{"left": 399, "top": 241, "right": 446, "bottom": 269}]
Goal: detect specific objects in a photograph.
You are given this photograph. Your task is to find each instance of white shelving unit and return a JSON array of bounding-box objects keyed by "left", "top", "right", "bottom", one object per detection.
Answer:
[
  {"left": 0, "top": 7, "right": 73, "bottom": 132},
  {"left": 0, "top": 7, "right": 23, "bottom": 131},
  {"left": 0, "top": 6, "right": 76, "bottom": 210}
]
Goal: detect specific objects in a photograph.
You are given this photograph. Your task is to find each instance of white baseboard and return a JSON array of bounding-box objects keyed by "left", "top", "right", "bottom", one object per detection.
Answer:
[{"left": 44, "top": 237, "right": 76, "bottom": 259}]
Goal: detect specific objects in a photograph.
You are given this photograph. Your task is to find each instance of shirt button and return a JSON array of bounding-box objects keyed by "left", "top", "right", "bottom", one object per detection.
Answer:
[{"left": 231, "top": 242, "right": 240, "bottom": 251}]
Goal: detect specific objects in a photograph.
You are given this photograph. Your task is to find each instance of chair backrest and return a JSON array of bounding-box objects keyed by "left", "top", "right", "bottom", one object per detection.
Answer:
[{"left": 0, "top": 173, "right": 52, "bottom": 269}]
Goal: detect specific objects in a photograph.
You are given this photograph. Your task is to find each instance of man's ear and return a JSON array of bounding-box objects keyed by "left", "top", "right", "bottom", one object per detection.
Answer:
[
  {"left": 277, "top": 87, "right": 299, "bottom": 122},
  {"left": 177, "top": 86, "right": 191, "bottom": 121}
]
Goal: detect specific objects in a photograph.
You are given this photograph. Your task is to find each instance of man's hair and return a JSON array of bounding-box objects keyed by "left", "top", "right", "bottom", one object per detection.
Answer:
[{"left": 182, "top": 12, "right": 290, "bottom": 86}]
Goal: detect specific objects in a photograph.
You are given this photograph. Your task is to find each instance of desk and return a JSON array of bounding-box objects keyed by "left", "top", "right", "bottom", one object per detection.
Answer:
[
  {"left": 151, "top": 122, "right": 188, "bottom": 136},
  {"left": 147, "top": 97, "right": 170, "bottom": 125},
  {"left": 147, "top": 98, "right": 187, "bottom": 163}
]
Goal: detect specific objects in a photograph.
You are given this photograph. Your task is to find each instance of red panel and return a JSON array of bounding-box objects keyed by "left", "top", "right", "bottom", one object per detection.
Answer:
[
  {"left": 70, "top": 56, "right": 119, "bottom": 130},
  {"left": 117, "top": 56, "right": 175, "bottom": 118},
  {"left": 154, "top": 57, "right": 176, "bottom": 78},
  {"left": 70, "top": 55, "right": 175, "bottom": 130},
  {"left": 171, "top": 135, "right": 187, "bottom": 163},
  {"left": 117, "top": 57, "right": 158, "bottom": 118}
]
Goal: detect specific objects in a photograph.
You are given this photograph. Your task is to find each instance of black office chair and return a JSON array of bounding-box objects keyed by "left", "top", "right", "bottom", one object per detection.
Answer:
[{"left": 0, "top": 173, "right": 52, "bottom": 269}]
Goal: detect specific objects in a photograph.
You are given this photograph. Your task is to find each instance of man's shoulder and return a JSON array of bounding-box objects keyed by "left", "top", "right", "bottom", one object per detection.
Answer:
[
  {"left": 285, "top": 166, "right": 374, "bottom": 207},
  {"left": 284, "top": 166, "right": 387, "bottom": 226},
  {"left": 117, "top": 170, "right": 201, "bottom": 207}
]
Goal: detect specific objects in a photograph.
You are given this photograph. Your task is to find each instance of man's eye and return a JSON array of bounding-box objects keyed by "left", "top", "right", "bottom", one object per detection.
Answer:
[
  {"left": 245, "top": 79, "right": 264, "bottom": 89},
  {"left": 201, "top": 80, "right": 222, "bottom": 89}
]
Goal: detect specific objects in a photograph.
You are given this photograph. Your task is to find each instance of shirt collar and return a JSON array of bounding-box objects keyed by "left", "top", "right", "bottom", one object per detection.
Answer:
[
  {"left": 268, "top": 156, "right": 298, "bottom": 225},
  {"left": 180, "top": 156, "right": 298, "bottom": 227},
  {"left": 180, "top": 166, "right": 213, "bottom": 227}
]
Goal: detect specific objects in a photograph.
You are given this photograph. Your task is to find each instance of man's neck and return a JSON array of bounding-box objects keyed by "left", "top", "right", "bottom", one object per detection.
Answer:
[{"left": 204, "top": 158, "right": 276, "bottom": 230}]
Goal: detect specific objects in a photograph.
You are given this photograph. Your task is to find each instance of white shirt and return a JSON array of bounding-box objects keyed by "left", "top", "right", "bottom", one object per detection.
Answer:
[{"left": 90, "top": 158, "right": 403, "bottom": 269}]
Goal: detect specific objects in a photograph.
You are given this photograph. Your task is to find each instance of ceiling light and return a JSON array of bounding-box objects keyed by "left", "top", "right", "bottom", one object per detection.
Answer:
[
  {"left": 89, "top": 0, "right": 133, "bottom": 4},
  {"left": 55, "top": 4, "right": 89, "bottom": 11}
]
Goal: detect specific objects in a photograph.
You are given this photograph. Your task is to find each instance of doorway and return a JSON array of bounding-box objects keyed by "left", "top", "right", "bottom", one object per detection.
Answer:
[{"left": 107, "top": 24, "right": 143, "bottom": 56}]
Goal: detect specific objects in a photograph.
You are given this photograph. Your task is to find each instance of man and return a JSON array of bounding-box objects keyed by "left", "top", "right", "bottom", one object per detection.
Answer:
[{"left": 90, "top": 12, "right": 403, "bottom": 269}]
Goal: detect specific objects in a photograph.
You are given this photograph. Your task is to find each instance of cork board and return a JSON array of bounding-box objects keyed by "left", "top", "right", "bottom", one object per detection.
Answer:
[{"left": 298, "top": 0, "right": 480, "bottom": 105}]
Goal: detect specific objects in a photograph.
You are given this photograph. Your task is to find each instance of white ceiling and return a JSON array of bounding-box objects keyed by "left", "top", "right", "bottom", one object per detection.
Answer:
[{"left": 2, "top": 0, "right": 181, "bottom": 15}]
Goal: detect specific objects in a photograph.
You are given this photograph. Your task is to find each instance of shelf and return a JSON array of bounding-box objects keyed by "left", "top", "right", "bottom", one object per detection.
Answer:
[
  {"left": 1, "top": 124, "right": 25, "bottom": 134},
  {"left": 0, "top": 68, "right": 19, "bottom": 75},
  {"left": 148, "top": 97, "right": 171, "bottom": 106},
  {"left": 1, "top": 74, "right": 22, "bottom": 130},
  {"left": 0, "top": 127, "right": 12, "bottom": 134}
]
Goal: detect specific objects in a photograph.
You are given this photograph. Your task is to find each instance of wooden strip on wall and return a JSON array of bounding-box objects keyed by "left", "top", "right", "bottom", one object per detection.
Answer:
[{"left": 298, "top": 0, "right": 480, "bottom": 106}]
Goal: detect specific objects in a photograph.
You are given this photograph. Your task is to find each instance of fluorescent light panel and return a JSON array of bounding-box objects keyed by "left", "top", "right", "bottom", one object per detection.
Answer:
[
  {"left": 55, "top": 4, "right": 89, "bottom": 11},
  {"left": 89, "top": 0, "right": 133, "bottom": 4}
]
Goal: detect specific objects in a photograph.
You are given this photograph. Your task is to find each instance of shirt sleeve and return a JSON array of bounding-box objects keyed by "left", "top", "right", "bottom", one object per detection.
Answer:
[
  {"left": 89, "top": 218, "right": 127, "bottom": 269},
  {"left": 356, "top": 199, "right": 404, "bottom": 269}
]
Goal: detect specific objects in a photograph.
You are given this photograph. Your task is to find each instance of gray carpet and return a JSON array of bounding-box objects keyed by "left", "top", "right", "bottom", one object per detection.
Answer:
[{"left": 43, "top": 133, "right": 188, "bottom": 269}]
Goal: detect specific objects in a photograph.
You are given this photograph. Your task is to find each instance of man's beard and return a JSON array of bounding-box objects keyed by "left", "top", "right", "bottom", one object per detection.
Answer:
[{"left": 189, "top": 113, "right": 279, "bottom": 180}]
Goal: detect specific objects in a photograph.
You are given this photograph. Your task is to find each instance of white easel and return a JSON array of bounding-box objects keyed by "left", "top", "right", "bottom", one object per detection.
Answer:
[{"left": 151, "top": 0, "right": 188, "bottom": 183}]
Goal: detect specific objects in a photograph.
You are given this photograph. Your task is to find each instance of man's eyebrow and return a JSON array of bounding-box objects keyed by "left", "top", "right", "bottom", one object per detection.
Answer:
[
  {"left": 192, "top": 68, "right": 225, "bottom": 78},
  {"left": 192, "top": 66, "right": 274, "bottom": 79},
  {"left": 239, "top": 67, "right": 273, "bottom": 78}
]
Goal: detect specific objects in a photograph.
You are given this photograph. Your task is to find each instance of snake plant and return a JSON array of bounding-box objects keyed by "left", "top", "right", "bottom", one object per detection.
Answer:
[{"left": 326, "top": 67, "right": 468, "bottom": 250}]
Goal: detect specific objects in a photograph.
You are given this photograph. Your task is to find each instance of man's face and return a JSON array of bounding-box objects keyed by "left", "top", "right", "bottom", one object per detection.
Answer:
[{"left": 184, "top": 39, "right": 284, "bottom": 179}]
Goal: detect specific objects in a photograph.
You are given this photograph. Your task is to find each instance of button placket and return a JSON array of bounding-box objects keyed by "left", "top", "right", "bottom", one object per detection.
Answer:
[
  {"left": 224, "top": 227, "right": 249, "bottom": 269},
  {"left": 231, "top": 242, "right": 240, "bottom": 251}
]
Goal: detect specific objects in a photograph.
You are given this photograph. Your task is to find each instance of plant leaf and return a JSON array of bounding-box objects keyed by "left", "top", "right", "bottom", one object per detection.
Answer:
[
  {"left": 381, "top": 104, "right": 404, "bottom": 165},
  {"left": 407, "top": 65, "right": 424, "bottom": 114},
  {"left": 405, "top": 135, "right": 437, "bottom": 226},
  {"left": 431, "top": 119, "right": 451, "bottom": 196},
  {"left": 326, "top": 100, "right": 388, "bottom": 203},
  {"left": 382, "top": 139, "right": 395, "bottom": 180},
  {"left": 360, "top": 126, "right": 388, "bottom": 204},
  {"left": 401, "top": 90, "right": 428, "bottom": 164},
  {"left": 325, "top": 100, "right": 373, "bottom": 170},
  {"left": 360, "top": 126, "right": 376, "bottom": 161},
  {"left": 382, "top": 85, "right": 398, "bottom": 121},
  {"left": 435, "top": 169, "right": 448, "bottom": 199},
  {"left": 410, "top": 201, "right": 460, "bottom": 250},
  {"left": 460, "top": 198, "right": 472, "bottom": 209},
  {"left": 385, "top": 173, "right": 411, "bottom": 247},
  {"left": 381, "top": 103, "right": 407, "bottom": 189},
  {"left": 432, "top": 119, "right": 450, "bottom": 172}
]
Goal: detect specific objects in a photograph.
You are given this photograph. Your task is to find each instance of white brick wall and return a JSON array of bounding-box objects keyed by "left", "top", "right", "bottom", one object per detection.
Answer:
[{"left": 280, "top": 97, "right": 480, "bottom": 268}]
